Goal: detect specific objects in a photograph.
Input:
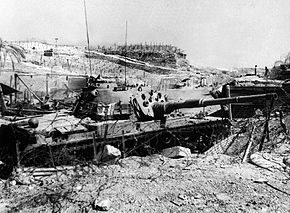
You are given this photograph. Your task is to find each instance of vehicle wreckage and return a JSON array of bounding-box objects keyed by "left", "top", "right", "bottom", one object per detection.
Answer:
[
  {"left": 210, "top": 66, "right": 290, "bottom": 117},
  {"left": 0, "top": 76, "right": 277, "bottom": 171}
]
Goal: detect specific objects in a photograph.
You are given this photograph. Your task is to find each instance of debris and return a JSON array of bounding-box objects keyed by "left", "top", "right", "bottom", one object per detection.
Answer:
[
  {"left": 93, "top": 199, "right": 111, "bottom": 211},
  {"left": 178, "top": 194, "right": 187, "bottom": 200},
  {"left": 162, "top": 146, "right": 191, "bottom": 158},
  {"left": 170, "top": 199, "right": 183, "bottom": 206},
  {"left": 253, "top": 178, "right": 268, "bottom": 184},
  {"left": 97, "top": 145, "right": 121, "bottom": 162},
  {"left": 21, "top": 166, "right": 74, "bottom": 177},
  {"left": 250, "top": 152, "right": 285, "bottom": 171}
]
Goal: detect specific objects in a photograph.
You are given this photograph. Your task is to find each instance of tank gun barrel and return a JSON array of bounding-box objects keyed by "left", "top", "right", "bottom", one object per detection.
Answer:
[{"left": 151, "top": 93, "right": 277, "bottom": 120}]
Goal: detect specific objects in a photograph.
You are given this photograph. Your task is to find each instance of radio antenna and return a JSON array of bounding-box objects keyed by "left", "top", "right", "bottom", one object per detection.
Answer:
[{"left": 83, "top": 0, "right": 92, "bottom": 76}]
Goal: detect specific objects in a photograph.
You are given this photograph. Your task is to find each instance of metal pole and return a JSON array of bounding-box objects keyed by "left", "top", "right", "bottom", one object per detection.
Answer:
[
  {"left": 242, "top": 126, "right": 256, "bottom": 163},
  {"left": 14, "top": 73, "right": 18, "bottom": 103},
  {"left": 225, "top": 85, "right": 233, "bottom": 120},
  {"left": 124, "top": 20, "right": 127, "bottom": 87},
  {"left": 46, "top": 74, "right": 49, "bottom": 97},
  {"left": 16, "top": 140, "right": 21, "bottom": 168},
  {"left": 9, "top": 75, "right": 13, "bottom": 105}
]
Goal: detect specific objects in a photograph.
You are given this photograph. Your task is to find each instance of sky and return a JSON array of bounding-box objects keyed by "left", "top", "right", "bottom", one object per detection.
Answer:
[{"left": 1, "top": 0, "right": 290, "bottom": 69}]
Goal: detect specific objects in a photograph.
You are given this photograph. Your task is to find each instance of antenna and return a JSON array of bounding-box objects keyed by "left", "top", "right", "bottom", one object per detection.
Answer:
[
  {"left": 124, "top": 20, "right": 127, "bottom": 86},
  {"left": 83, "top": 0, "right": 92, "bottom": 76}
]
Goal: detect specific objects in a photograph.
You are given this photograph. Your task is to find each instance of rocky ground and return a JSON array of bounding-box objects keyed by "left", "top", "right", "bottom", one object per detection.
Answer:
[
  {"left": 0, "top": 155, "right": 289, "bottom": 213},
  {"left": 0, "top": 141, "right": 290, "bottom": 213}
]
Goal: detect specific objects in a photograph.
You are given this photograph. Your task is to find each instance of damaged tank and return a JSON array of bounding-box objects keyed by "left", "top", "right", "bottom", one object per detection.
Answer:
[{"left": 0, "top": 80, "right": 277, "bottom": 169}]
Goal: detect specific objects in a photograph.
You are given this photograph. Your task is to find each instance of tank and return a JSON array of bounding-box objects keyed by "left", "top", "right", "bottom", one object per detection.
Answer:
[{"left": 0, "top": 91, "right": 277, "bottom": 168}]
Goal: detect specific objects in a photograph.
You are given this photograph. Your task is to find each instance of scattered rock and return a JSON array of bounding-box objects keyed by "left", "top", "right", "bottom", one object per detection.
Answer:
[
  {"left": 162, "top": 146, "right": 191, "bottom": 158},
  {"left": 93, "top": 199, "right": 111, "bottom": 211},
  {"left": 75, "top": 185, "right": 83, "bottom": 191}
]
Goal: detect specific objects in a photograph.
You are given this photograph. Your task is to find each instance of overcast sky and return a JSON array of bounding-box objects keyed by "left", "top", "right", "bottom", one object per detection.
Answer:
[{"left": 1, "top": 0, "right": 290, "bottom": 69}]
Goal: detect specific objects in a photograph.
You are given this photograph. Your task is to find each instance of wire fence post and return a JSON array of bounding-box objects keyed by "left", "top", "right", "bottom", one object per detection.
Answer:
[
  {"left": 122, "top": 130, "right": 126, "bottom": 158},
  {"left": 92, "top": 132, "right": 98, "bottom": 161},
  {"left": 14, "top": 73, "right": 18, "bottom": 103},
  {"left": 15, "top": 140, "right": 21, "bottom": 168},
  {"left": 259, "top": 97, "right": 274, "bottom": 151}
]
